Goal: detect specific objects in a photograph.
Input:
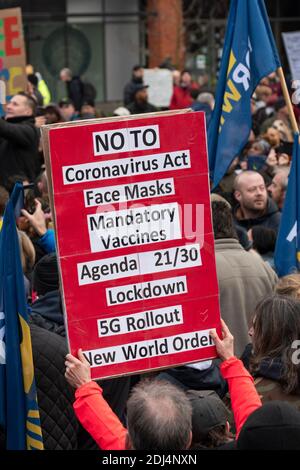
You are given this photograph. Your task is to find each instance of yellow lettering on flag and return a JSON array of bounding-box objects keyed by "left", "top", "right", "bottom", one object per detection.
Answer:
[
  {"left": 227, "top": 51, "right": 237, "bottom": 76},
  {"left": 222, "top": 79, "right": 241, "bottom": 113},
  {"left": 19, "top": 314, "right": 34, "bottom": 394}
]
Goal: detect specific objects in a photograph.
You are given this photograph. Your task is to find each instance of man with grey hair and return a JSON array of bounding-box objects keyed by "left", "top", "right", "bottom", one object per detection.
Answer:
[
  {"left": 126, "top": 379, "right": 192, "bottom": 450},
  {"left": 268, "top": 165, "right": 290, "bottom": 211},
  {"left": 64, "top": 350, "right": 192, "bottom": 450},
  {"left": 197, "top": 92, "right": 215, "bottom": 110},
  {"left": 60, "top": 67, "right": 84, "bottom": 112},
  {"left": 233, "top": 170, "right": 281, "bottom": 234}
]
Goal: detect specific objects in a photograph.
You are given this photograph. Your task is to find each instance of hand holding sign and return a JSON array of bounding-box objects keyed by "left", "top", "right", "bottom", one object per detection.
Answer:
[
  {"left": 65, "top": 349, "right": 92, "bottom": 389},
  {"left": 209, "top": 320, "right": 234, "bottom": 361}
]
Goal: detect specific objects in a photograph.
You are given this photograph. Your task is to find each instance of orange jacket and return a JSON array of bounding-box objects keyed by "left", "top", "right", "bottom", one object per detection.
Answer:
[
  {"left": 220, "top": 356, "right": 262, "bottom": 438},
  {"left": 73, "top": 357, "right": 262, "bottom": 449},
  {"left": 74, "top": 381, "right": 127, "bottom": 450}
]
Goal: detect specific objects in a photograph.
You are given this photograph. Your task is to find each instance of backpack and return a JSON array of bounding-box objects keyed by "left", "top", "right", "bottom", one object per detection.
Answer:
[{"left": 82, "top": 81, "right": 97, "bottom": 102}]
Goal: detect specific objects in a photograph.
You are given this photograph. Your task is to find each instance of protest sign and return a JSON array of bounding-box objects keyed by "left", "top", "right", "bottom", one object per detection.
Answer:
[
  {"left": 143, "top": 68, "right": 173, "bottom": 108},
  {"left": 282, "top": 31, "right": 300, "bottom": 81},
  {"left": 42, "top": 110, "right": 221, "bottom": 380},
  {"left": 0, "top": 8, "right": 26, "bottom": 110}
]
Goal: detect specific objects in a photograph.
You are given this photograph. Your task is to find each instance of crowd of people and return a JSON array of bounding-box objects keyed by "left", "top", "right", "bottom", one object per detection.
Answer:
[{"left": 1, "top": 62, "right": 300, "bottom": 450}]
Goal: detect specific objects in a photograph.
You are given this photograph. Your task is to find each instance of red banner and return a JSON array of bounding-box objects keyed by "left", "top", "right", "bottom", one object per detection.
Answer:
[{"left": 43, "top": 110, "right": 221, "bottom": 379}]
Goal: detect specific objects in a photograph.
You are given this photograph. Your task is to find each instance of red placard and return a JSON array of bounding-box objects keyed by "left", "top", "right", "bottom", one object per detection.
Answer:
[{"left": 42, "top": 110, "right": 221, "bottom": 380}]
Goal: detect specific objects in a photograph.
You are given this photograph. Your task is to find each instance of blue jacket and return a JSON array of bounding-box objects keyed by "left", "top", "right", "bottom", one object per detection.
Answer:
[{"left": 37, "top": 229, "right": 56, "bottom": 253}]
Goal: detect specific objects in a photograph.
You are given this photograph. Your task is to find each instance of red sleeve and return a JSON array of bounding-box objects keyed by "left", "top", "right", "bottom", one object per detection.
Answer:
[
  {"left": 220, "top": 357, "right": 262, "bottom": 438},
  {"left": 169, "top": 88, "right": 178, "bottom": 110},
  {"left": 74, "top": 381, "right": 127, "bottom": 450}
]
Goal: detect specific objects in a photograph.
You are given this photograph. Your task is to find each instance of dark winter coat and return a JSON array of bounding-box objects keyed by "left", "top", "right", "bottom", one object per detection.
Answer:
[
  {"left": 66, "top": 76, "right": 84, "bottom": 112},
  {"left": 0, "top": 116, "right": 40, "bottom": 191},
  {"left": 233, "top": 198, "right": 281, "bottom": 234},
  {"left": 126, "top": 100, "right": 157, "bottom": 115},
  {"left": 123, "top": 77, "right": 143, "bottom": 106},
  {"left": 30, "top": 290, "right": 65, "bottom": 336}
]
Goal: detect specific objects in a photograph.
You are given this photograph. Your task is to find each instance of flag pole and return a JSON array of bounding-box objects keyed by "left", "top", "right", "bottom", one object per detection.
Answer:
[{"left": 277, "top": 67, "right": 299, "bottom": 134}]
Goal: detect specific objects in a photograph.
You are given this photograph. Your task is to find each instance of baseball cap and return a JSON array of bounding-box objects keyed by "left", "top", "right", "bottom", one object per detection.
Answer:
[
  {"left": 187, "top": 390, "right": 230, "bottom": 442},
  {"left": 133, "top": 83, "right": 149, "bottom": 95}
]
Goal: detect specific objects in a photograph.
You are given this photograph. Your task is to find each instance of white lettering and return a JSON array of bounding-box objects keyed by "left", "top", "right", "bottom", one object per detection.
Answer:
[{"left": 93, "top": 125, "right": 160, "bottom": 156}]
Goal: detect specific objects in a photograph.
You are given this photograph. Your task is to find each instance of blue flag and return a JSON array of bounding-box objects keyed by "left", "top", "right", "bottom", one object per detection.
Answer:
[
  {"left": 208, "top": 0, "right": 281, "bottom": 189},
  {"left": 274, "top": 135, "right": 300, "bottom": 277},
  {"left": 0, "top": 183, "right": 43, "bottom": 450}
]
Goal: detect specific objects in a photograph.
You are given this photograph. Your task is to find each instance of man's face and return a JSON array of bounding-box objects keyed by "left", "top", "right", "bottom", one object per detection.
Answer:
[
  {"left": 5, "top": 95, "right": 32, "bottom": 119},
  {"left": 266, "top": 127, "right": 280, "bottom": 147},
  {"left": 248, "top": 142, "right": 264, "bottom": 156},
  {"left": 181, "top": 72, "right": 192, "bottom": 87},
  {"left": 133, "top": 68, "right": 143, "bottom": 80},
  {"left": 268, "top": 173, "right": 284, "bottom": 206},
  {"left": 135, "top": 88, "right": 148, "bottom": 103},
  {"left": 81, "top": 104, "right": 95, "bottom": 115},
  {"left": 60, "top": 71, "right": 69, "bottom": 82},
  {"left": 235, "top": 173, "right": 268, "bottom": 212},
  {"left": 60, "top": 104, "right": 75, "bottom": 121}
]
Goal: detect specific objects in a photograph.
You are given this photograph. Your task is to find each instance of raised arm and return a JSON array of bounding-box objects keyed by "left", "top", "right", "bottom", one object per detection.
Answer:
[{"left": 210, "top": 320, "right": 262, "bottom": 437}]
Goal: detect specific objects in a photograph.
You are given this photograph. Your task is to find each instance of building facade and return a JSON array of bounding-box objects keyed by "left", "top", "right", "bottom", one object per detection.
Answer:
[{"left": 0, "top": 0, "right": 299, "bottom": 103}]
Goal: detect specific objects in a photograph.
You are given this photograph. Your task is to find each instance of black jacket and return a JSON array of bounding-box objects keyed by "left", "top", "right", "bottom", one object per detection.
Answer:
[
  {"left": 158, "top": 360, "right": 228, "bottom": 398},
  {"left": 126, "top": 100, "right": 157, "bottom": 115},
  {"left": 66, "top": 76, "right": 84, "bottom": 112},
  {"left": 123, "top": 77, "right": 143, "bottom": 106},
  {"left": 30, "top": 290, "right": 65, "bottom": 337},
  {"left": 0, "top": 116, "right": 40, "bottom": 191},
  {"left": 233, "top": 197, "right": 281, "bottom": 234}
]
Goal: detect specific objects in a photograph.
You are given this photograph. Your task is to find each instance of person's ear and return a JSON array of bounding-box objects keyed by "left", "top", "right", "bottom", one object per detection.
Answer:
[
  {"left": 234, "top": 190, "right": 241, "bottom": 202},
  {"left": 125, "top": 432, "right": 133, "bottom": 450}
]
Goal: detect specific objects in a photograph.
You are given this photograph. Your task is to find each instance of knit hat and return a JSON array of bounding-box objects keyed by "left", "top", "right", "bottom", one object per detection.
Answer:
[
  {"left": 33, "top": 253, "right": 59, "bottom": 296},
  {"left": 187, "top": 390, "right": 230, "bottom": 442},
  {"left": 237, "top": 401, "right": 300, "bottom": 450}
]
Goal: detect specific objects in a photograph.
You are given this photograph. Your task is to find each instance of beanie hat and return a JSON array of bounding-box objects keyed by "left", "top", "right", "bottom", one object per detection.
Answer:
[
  {"left": 237, "top": 401, "right": 300, "bottom": 450},
  {"left": 33, "top": 253, "right": 59, "bottom": 296}
]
